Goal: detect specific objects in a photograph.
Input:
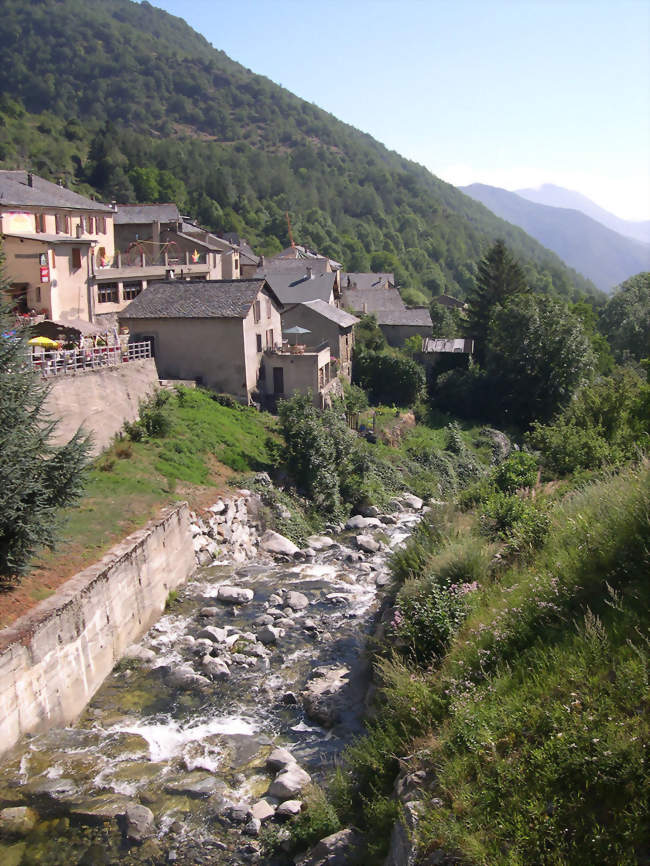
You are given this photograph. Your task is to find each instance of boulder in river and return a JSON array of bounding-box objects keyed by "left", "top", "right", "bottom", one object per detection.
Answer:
[
  {"left": 306, "top": 535, "right": 335, "bottom": 550},
  {"left": 0, "top": 806, "right": 38, "bottom": 836},
  {"left": 268, "top": 765, "right": 311, "bottom": 800},
  {"left": 257, "top": 624, "right": 284, "bottom": 645},
  {"left": 276, "top": 799, "right": 302, "bottom": 819},
  {"left": 285, "top": 590, "right": 309, "bottom": 611},
  {"left": 401, "top": 493, "right": 423, "bottom": 510},
  {"left": 301, "top": 666, "right": 350, "bottom": 727},
  {"left": 266, "top": 747, "right": 296, "bottom": 772},
  {"left": 259, "top": 530, "right": 299, "bottom": 557},
  {"left": 197, "top": 626, "right": 228, "bottom": 643},
  {"left": 123, "top": 803, "right": 155, "bottom": 843},
  {"left": 355, "top": 534, "right": 380, "bottom": 553},
  {"left": 201, "top": 655, "right": 231, "bottom": 679},
  {"left": 295, "top": 828, "right": 363, "bottom": 866},
  {"left": 217, "top": 585, "right": 254, "bottom": 605}
]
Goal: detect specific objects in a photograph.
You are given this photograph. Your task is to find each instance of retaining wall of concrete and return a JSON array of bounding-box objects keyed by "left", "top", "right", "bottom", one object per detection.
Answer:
[{"left": 0, "top": 503, "right": 195, "bottom": 759}]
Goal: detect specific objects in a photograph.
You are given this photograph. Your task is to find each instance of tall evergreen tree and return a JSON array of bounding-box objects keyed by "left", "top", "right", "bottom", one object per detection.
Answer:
[
  {"left": 465, "top": 240, "right": 527, "bottom": 365},
  {"left": 0, "top": 271, "right": 91, "bottom": 577}
]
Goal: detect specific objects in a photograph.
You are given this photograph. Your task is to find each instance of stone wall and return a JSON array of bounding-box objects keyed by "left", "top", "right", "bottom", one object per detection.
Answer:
[
  {"left": 0, "top": 503, "right": 194, "bottom": 760},
  {"left": 43, "top": 357, "right": 159, "bottom": 456}
]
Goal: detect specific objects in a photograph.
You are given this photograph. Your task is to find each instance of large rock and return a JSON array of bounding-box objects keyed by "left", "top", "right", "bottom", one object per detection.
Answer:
[
  {"left": 164, "top": 775, "right": 227, "bottom": 799},
  {"left": 401, "top": 493, "right": 423, "bottom": 510},
  {"left": 202, "top": 655, "right": 231, "bottom": 679},
  {"left": 306, "top": 535, "right": 336, "bottom": 550},
  {"left": 295, "top": 828, "right": 363, "bottom": 866},
  {"left": 0, "top": 807, "right": 38, "bottom": 836},
  {"left": 123, "top": 803, "right": 155, "bottom": 843},
  {"left": 259, "top": 530, "right": 299, "bottom": 557},
  {"left": 217, "top": 585, "right": 254, "bottom": 605},
  {"left": 301, "top": 666, "right": 350, "bottom": 727},
  {"left": 285, "top": 590, "right": 309, "bottom": 611},
  {"left": 356, "top": 534, "right": 380, "bottom": 553},
  {"left": 345, "top": 514, "right": 370, "bottom": 530},
  {"left": 197, "top": 625, "right": 228, "bottom": 643},
  {"left": 257, "top": 625, "right": 284, "bottom": 645},
  {"left": 266, "top": 747, "right": 296, "bottom": 772},
  {"left": 276, "top": 799, "right": 302, "bottom": 818},
  {"left": 250, "top": 799, "right": 276, "bottom": 822},
  {"left": 268, "top": 765, "right": 311, "bottom": 800}
]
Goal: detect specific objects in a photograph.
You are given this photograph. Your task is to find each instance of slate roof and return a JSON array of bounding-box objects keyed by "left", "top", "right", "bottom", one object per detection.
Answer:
[
  {"left": 113, "top": 203, "right": 180, "bottom": 224},
  {"left": 119, "top": 279, "right": 277, "bottom": 319},
  {"left": 261, "top": 257, "right": 330, "bottom": 275},
  {"left": 271, "top": 245, "right": 342, "bottom": 270},
  {"left": 341, "top": 272, "right": 395, "bottom": 290},
  {"left": 341, "top": 285, "right": 407, "bottom": 314},
  {"left": 376, "top": 307, "right": 433, "bottom": 328},
  {"left": 300, "top": 299, "right": 359, "bottom": 328},
  {"left": 434, "top": 293, "right": 465, "bottom": 310},
  {"left": 0, "top": 171, "right": 112, "bottom": 212},
  {"left": 422, "top": 337, "right": 474, "bottom": 353},
  {"left": 257, "top": 270, "right": 337, "bottom": 306}
]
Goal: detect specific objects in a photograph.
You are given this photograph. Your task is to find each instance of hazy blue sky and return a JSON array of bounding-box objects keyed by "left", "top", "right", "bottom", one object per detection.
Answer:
[{"left": 148, "top": 0, "right": 649, "bottom": 220}]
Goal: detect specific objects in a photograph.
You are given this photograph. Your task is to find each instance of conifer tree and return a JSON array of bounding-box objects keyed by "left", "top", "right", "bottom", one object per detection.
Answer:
[
  {"left": 465, "top": 239, "right": 527, "bottom": 365},
  {"left": 0, "top": 269, "right": 91, "bottom": 578}
]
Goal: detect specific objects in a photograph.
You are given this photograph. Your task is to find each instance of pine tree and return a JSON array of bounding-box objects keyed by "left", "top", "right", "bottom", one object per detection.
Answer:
[
  {"left": 465, "top": 240, "right": 527, "bottom": 365},
  {"left": 0, "top": 270, "right": 91, "bottom": 578}
]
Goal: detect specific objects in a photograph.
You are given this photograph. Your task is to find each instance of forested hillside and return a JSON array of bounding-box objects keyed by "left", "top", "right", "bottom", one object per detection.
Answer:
[{"left": 0, "top": 0, "right": 599, "bottom": 302}]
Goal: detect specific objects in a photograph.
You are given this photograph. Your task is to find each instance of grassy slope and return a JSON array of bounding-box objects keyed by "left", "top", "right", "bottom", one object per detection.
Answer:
[
  {"left": 333, "top": 463, "right": 649, "bottom": 864},
  {"left": 0, "top": 388, "right": 278, "bottom": 627}
]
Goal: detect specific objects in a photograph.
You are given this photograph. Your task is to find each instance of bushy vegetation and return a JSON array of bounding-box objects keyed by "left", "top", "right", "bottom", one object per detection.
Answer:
[{"left": 324, "top": 464, "right": 650, "bottom": 865}]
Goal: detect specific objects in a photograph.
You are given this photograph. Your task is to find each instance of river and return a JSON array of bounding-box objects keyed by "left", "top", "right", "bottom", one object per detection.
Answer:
[{"left": 0, "top": 509, "right": 421, "bottom": 866}]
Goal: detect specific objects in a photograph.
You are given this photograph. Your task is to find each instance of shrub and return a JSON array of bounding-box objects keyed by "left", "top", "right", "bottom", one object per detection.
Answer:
[
  {"left": 113, "top": 439, "right": 133, "bottom": 459},
  {"left": 480, "top": 490, "right": 550, "bottom": 553},
  {"left": 353, "top": 349, "right": 424, "bottom": 407},
  {"left": 210, "top": 392, "right": 243, "bottom": 410},
  {"left": 493, "top": 450, "right": 538, "bottom": 492}
]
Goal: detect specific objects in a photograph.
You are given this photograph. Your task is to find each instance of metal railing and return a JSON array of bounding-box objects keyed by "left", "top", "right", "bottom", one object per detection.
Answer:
[{"left": 26, "top": 341, "right": 152, "bottom": 377}]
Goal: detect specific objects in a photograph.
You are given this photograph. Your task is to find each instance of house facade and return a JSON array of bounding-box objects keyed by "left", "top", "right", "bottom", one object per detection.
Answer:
[
  {"left": 0, "top": 171, "right": 114, "bottom": 321},
  {"left": 118, "top": 279, "right": 281, "bottom": 401},
  {"left": 281, "top": 299, "right": 359, "bottom": 380}
]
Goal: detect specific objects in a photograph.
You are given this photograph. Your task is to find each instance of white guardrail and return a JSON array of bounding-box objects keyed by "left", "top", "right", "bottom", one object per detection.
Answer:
[{"left": 27, "top": 341, "right": 152, "bottom": 377}]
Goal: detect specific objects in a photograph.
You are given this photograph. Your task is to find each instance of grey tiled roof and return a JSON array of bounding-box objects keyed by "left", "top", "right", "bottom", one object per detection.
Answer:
[
  {"left": 258, "top": 270, "right": 337, "bottom": 305},
  {"left": 341, "top": 286, "right": 407, "bottom": 314},
  {"left": 113, "top": 203, "right": 180, "bottom": 224},
  {"left": 376, "top": 307, "right": 433, "bottom": 327},
  {"left": 261, "top": 256, "right": 330, "bottom": 275},
  {"left": 0, "top": 171, "right": 112, "bottom": 212},
  {"left": 119, "top": 279, "right": 274, "bottom": 319},
  {"left": 341, "top": 272, "right": 395, "bottom": 290},
  {"left": 301, "top": 299, "right": 359, "bottom": 328}
]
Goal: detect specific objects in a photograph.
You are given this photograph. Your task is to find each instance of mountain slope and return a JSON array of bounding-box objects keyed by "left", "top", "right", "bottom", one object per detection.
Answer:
[
  {"left": 516, "top": 184, "right": 650, "bottom": 245},
  {"left": 0, "top": 0, "right": 599, "bottom": 302},
  {"left": 462, "top": 184, "right": 650, "bottom": 292}
]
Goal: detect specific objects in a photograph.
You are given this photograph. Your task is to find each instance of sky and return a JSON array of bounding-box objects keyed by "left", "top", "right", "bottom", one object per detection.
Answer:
[{"left": 147, "top": 0, "right": 650, "bottom": 221}]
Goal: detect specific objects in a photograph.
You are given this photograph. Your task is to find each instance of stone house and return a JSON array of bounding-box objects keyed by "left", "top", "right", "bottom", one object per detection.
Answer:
[
  {"left": 0, "top": 170, "right": 114, "bottom": 322},
  {"left": 281, "top": 299, "right": 359, "bottom": 381},
  {"left": 118, "top": 279, "right": 281, "bottom": 402},
  {"left": 341, "top": 279, "right": 432, "bottom": 346}
]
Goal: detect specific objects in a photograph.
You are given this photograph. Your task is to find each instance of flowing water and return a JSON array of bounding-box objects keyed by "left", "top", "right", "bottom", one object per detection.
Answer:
[{"left": 0, "top": 513, "right": 420, "bottom": 865}]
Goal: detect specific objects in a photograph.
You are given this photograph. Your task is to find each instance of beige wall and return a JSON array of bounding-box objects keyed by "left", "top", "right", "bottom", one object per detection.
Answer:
[
  {"left": 281, "top": 304, "right": 355, "bottom": 380},
  {"left": 242, "top": 287, "right": 283, "bottom": 394},
  {"left": 122, "top": 316, "right": 249, "bottom": 397},
  {"left": 0, "top": 210, "right": 114, "bottom": 260},
  {"left": 44, "top": 358, "right": 159, "bottom": 456},
  {"left": 264, "top": 345, "right": 332, "bottom": 406},
  {"left": 0, "top": 504, "right": 195, "bottom": 758}
]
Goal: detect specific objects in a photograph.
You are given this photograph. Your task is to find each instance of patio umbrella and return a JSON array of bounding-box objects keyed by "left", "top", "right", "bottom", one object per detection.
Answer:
[
  {"left": 28, "top": 336, "right": 60, "bottom": 349},
  {"left": 282, "top": 325, "right": 311, "bottom": 346}
]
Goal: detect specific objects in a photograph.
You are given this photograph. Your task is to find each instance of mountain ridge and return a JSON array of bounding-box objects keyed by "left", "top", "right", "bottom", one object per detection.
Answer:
[
  {"left": 516, "top": 183, "right": 650, "bottom": 245},
  {"left": 461, "top": 183, "right": 650, "bottom": 292}
]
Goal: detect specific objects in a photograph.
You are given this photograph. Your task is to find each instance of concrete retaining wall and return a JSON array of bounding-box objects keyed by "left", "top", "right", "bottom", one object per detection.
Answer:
[
  {"left": 44, "top": 357, "right": 159, "bottom": 456},
  {"left": 0, "top": 503, "right": 195, "bottom": 759}
]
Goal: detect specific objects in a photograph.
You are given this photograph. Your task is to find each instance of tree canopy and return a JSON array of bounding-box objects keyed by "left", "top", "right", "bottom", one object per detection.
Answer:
[{"left": 599, "top": 272, "right": 650, "bottom": 363}]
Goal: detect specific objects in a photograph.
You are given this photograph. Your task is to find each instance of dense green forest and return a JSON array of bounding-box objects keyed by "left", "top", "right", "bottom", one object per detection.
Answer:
[{"left": 0, "top": 0, "right": 599, "bottom": 304}]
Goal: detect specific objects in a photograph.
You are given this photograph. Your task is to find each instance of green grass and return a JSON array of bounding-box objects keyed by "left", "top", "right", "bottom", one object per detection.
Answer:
[{"left": 329, "top": 463, "right": 650, "bottom": 865}]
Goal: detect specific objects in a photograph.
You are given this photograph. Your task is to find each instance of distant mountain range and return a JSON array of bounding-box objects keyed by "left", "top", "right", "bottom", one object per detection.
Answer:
[
  {"left": 516, "top": 184, "right": 650, "bottom": 245},
  {"left": 461, "top": 184, "right": 650, "bottom": 292}
]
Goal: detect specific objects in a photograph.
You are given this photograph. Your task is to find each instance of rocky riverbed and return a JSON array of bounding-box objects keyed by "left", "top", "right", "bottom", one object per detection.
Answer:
[{"left": 0, "top": 494, "right": 425, "bottom": 866}]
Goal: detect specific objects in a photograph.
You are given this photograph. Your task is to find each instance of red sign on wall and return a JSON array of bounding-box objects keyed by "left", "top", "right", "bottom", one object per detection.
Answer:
[{"left": 40, "top": 266, "right": 50, "bottom": 282}]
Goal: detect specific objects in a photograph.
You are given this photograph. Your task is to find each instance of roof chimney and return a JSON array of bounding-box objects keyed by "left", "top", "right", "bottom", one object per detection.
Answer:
[
  {"left": 27, "top": 172, "right": 33, "bottom": 188},
  {"left": 166, "top": 267, "right": 176, "bottom": 280},
  {"left": 306, "top": 266, "right": 313, "bottom": 280}
]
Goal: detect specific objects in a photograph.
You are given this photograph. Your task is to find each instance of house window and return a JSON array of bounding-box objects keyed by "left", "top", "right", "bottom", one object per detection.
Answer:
[
  {"left": 96, "top": 216, "right": 106, "bottom": 234},
  {"left": 79, "top": 216, "right": 86, "bottom": 235},
  {"left": 35, "top": 213, "right": 46, "bottom": 233},
  {"left": 253, "top": 300, "right": 261, "bottom": 323},
  {"left": 122, "top": 282, "right": 142, "bottom": 300},
  {"left": 266, "top": 298, "right": 272, "bottom": 318},
  {"left": 266, "top": 328, "right": 274, "bottom": 348},
  {"left": 256, "top": 333, "right": 263, "bottom": 352},
  {"left": 71, "top": 247, "right": 82, "bottom": 269},
  {"left": 87, "top": 216, "right": 95, "bottom": 234},
  {"left": 97, "top": 282, "right": 119, "bottom": 304},
  {"left": 50, "top": 249, "right": 56, "bottom": 269},
  {"left": 55, "top": 214, "right": 70, "bottom": 234}
]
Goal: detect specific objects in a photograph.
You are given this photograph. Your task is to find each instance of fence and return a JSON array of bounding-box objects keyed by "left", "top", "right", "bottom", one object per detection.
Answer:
[{"left": 26, "top": 341, "right": 152, "bottom": 378}]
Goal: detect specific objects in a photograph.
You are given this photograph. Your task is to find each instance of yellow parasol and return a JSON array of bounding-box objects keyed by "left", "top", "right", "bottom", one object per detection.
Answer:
[{"left": 28, "top": 336, "right": 60, "bottom": 349}]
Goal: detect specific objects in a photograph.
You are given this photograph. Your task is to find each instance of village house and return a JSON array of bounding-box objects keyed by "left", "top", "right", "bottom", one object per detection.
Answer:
[
  {"left": 0, "top": 170, "right": 114, "bottom": 322},
  {"left": 256, "top": 264, "right": 342, "bottom": 307},
  {"left": 341, "top": 271, "right": 395, "bottom": 290},
  {"left": 118, "top": 279, "right": 280, "bottom": 401},
  {"left": 341, "top": 277, "right": 433, "bottom": 346},
  {"left": 281, "top": 299, "right": 359, "bottom": 380}
]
